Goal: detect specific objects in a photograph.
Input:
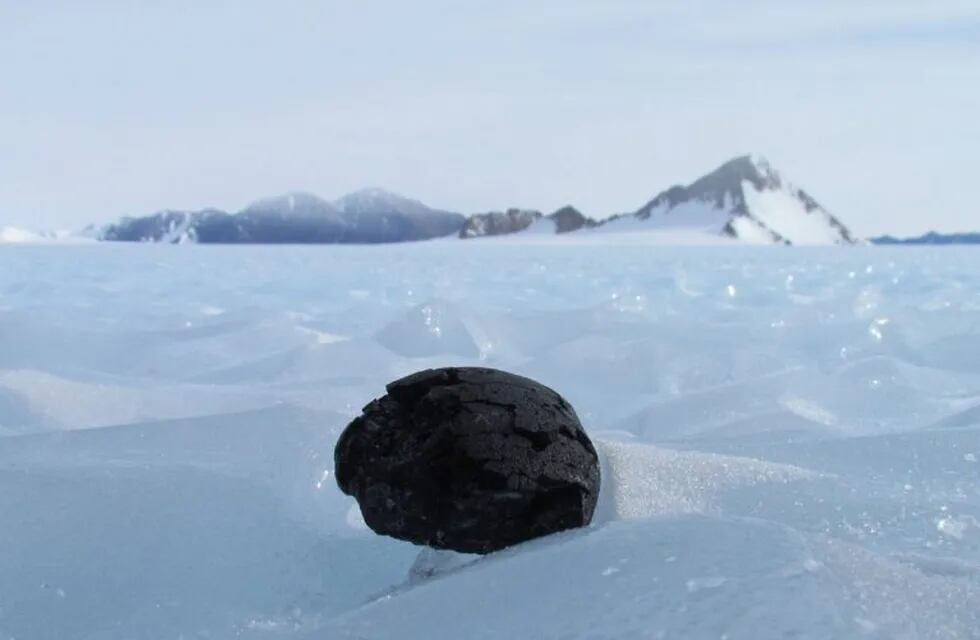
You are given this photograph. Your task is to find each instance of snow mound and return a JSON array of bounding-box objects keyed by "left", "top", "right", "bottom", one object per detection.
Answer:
[
  {"left": 595, "top": 439, "right": 819, "bottom": 520},
  {"left": 321, "top": 515, "right": 976, "bottom": 640}
]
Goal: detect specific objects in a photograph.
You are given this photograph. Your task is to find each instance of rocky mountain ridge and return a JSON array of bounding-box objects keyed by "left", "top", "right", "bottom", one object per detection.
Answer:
[{"left": 81, "top": 155, "right": 858, "bottom": 245}]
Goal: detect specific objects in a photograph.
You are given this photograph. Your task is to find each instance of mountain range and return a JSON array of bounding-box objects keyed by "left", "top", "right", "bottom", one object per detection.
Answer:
[
  {"left": 871, "top": 232, "right": 980, "bottom": 245},
  {"left": 98, "top": 189, "right": 465, "bottom": 244},
  {"left": 15, "top": 155, "right": 865, "bottom": 246}
]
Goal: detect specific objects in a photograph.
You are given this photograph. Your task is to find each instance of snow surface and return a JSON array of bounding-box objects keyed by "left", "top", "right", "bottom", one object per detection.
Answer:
[
  {"left": 619, "top": 198, "right": 733, "bottom": 235},
  {"left": 1, "top": 242, "right": 979, "bottom": 639},
  {"left": 727, "top": 215, "right": 780, "bottom": 244},
  {"left": 0, "top": 227, "right": 40, "bottom": 243},
  {"left": 0, "top": 227, "right": 89, "bottom": 244},
  {"left": 523, "top": 216, "right": 558, "bottom": 235},
  {"left": 741, "top": 180, "right": 842, "bottom": 245}
]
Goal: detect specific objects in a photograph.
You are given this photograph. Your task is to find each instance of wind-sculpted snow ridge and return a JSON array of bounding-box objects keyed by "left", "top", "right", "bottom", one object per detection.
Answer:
[{"left": 1, "top": 243, "right": 978, "bottom": 639}]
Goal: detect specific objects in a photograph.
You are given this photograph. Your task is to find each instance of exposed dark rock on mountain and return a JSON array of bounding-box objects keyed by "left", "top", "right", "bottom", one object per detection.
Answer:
[
  {"left": 459, "top": 208, "right": 543, "bottom": 238},
  {"left": 99, "top": 209, "right": 230, "bottom": 244},
  {"left": 549, "top": 206, "right": 596, "bottom": 234},
  {"left": 459, "top": 206, "right": 598, "bottom": 238},
  {"left": 334, "top": 367, "right": 601, "bottom": 554}
]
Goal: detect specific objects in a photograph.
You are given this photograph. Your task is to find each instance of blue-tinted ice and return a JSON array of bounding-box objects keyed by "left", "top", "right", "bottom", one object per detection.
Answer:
[{"left": 1, "top": 242, "right": 977, "bottom": 639}]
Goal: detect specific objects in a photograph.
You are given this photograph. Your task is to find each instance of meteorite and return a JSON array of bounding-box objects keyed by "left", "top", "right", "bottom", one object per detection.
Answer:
[{"left": 334, "top": 367, "right": 600, "bottom": 554}]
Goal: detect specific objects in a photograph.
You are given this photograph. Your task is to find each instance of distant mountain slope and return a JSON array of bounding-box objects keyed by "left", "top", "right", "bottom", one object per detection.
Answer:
[
  {"left": 333, "top": 188, "right": 467, "bottom": 242},
  {"left": 99, "top": 189, "right": 465, "bottom": 244},
  {"left": 598, "top": 155, "right": 855, "bottom": 245},
  {"left": 99, "top": 209, "right": 231, "bottom": 244},
  {"left": 872, "top": 232, "right": 980, "bottom": 245},
  {"left": 549, "top": 206, "right": 597, "bottom": 234},
  {"left": 460, "top": 206, "right": 596, "bottom": 238},
  {"left": 457, "top": 155, "right": 856, "bottom": 245}
]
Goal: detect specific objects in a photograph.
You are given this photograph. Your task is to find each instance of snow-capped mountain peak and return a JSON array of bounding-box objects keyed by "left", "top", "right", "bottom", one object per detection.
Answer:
[
  {"left": 744, "top": 154, "right": 781, "bottom": 187},
  {"left": 628, "top": 155, "right": 855, "bottom": 245}
]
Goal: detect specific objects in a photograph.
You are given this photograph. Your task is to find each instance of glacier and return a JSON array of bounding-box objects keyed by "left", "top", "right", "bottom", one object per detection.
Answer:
[{"left": 1, "top": 241, "right": 978, "bottom": 639}]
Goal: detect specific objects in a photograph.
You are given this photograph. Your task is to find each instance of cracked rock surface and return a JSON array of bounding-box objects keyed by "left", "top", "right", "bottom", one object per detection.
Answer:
[{"left": 334, "top": 367, "right": 600, "bottom": 554}]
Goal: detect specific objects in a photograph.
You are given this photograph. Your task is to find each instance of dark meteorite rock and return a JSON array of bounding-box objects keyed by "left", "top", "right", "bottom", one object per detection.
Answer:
[{"left": 334, "top": 367, "right": 600, "bottom": 554}]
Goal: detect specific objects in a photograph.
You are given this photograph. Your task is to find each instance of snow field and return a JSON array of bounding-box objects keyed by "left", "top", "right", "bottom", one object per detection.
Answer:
[{"left": 1, "top": 241, "right": 978, "bottom": 639}]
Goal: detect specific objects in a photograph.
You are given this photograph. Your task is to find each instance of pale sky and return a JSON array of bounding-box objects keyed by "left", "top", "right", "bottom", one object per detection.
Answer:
[{"left": 2, "top": 1, "right": 978, "bottom": 236}]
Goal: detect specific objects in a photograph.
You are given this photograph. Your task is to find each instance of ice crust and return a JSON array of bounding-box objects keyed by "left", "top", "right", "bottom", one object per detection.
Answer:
[{"left": 1, "top": 242, "right": 978, "bottom": 639}]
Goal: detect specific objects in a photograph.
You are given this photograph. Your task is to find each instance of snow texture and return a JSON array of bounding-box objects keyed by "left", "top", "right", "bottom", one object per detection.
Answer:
[{"left": 1, "top": 242, "right": 978, "bottom": 639}]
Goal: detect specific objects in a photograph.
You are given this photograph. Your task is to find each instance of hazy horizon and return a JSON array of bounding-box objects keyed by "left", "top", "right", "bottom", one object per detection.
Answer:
[{"left": 2, "top": 1, "right": 978, "bottom": 237}]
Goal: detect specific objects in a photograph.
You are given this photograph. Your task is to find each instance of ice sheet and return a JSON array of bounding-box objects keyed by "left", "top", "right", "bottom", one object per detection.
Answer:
[{"left": 1, "top": 242, "right": 978, "bottom": 639}]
